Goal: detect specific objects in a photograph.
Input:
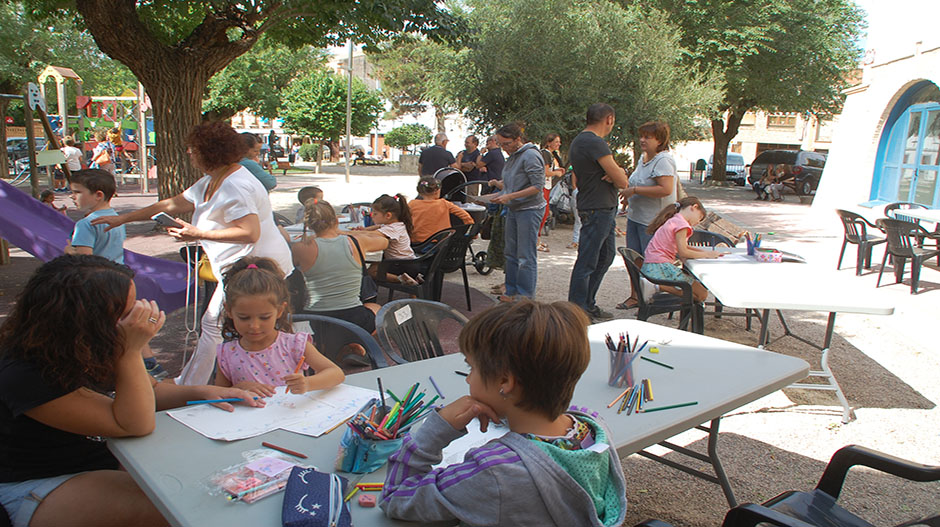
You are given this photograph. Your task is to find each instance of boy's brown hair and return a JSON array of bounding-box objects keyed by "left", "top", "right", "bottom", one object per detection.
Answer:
[
  {"left": 459, "top": 300, "right": 591, "bottom": 419},
  {"left": 72, "top": 169, "right": 117, "bottom": 200}
]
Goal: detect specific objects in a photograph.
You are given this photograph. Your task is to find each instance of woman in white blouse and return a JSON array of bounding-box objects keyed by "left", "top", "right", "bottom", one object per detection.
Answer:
[{"left": 93, "top": 121, "right": 292, "bottom": 384}]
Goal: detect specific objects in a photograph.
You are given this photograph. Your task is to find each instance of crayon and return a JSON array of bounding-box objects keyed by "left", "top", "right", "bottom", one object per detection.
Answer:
[{"left": 261, "top": 441, "right": 307, "bottom": 459}]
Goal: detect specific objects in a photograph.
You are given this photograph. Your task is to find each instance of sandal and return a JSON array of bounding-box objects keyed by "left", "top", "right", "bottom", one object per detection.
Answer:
[
  {"left": 496, "top": 295, "right": 516, "bottom": 303},
  {"left": 615, "top": 298, "right": 638, "bottom": 310},
  {"left": 566, "top": 242, "right": 579, "bottom": 249},
  {"left": 490, "top": 284, "right": 506, "bottom": 294},
  {"left": 615, "top": 228, "right": 627, "bottom": 237},
  {"left": 537, "top": 242, "right": 550, "bottom": 252}
]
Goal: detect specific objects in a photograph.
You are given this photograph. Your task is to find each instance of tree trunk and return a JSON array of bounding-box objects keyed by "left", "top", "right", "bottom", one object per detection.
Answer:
[
  {"left": 710, "top": 109, "right": 746, "bottom": 183},
  {"left": 316, "top": 139, "right": 323, "bottom": 173},
  {"left": 434, "top": 105, "right": 445, "bottom": 134}
]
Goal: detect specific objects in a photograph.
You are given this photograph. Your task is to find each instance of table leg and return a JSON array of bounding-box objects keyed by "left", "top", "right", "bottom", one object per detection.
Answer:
[
  {"left": 757, "top": 309, "right": 771, "bottom": 348},
  {"left": 785, "top": 312, "right": 854, "bottom": 423}
]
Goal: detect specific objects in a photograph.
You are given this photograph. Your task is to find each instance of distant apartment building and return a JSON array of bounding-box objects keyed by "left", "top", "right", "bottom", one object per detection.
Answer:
[{"left": 731, "top": 110, "right": 838, "bottom": 160}]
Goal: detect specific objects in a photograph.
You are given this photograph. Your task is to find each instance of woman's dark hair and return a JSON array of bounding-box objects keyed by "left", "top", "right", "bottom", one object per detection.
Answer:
[
  {"left": 221, "top": 257, "right": 292, "bottom": 340},
  {"left": 303, "top": 199, "right": 338, "bottom": 236},
  {"left": 646, "top": 196, "right": 706, "bottom": 235},
  {"left": 541, "top": 133, "right": 560, "bottom": 149},
  {"left": 372, "top": 194, "right": 414, "bottom": 236},
  {"left": 240, "top": 132, "right": 261, "bottom": 150},
  {"left": 496, "top": 122, "right": 527, "bottom": 143},
  {"left": 0, "top": 255, "right": 135, "bottom": 391},
  {"left": 637, "top": 121, "right": 671, "bottom": 152},
  {"left": 187, "top": 121, "right": 248, "bottom": 169}
]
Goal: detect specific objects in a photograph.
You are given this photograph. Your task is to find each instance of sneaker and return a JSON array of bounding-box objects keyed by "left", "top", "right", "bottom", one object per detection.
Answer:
[
  {"left": 144, "top": 358, "right": 169, "bottom": 381},
  {"left": 588, "top": 306, "right": 614, "bottom": 321}
]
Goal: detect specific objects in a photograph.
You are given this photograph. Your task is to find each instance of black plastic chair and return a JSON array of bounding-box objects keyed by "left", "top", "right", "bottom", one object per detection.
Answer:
[
  {"left": 634, "top": 445, "right": 940, "bottom": 527},
  {"left": 374, "top": 299, "right": 469, "bottom": 364},
  {"left": 290, "top": 313, "right": 388, "bottom": 369},
  {"left": 272, "top": 212, "right": 293, "bottom": 227},
  {"left": 875, "top": 218, "right": 940, "bottom": 294},
  {"left": 835, "top": 209, "right": 885, "bottom": 275},
  {"left": 618, "top": 247, "right": 703, "bottom": 334},
  {"left": 432, "top": 223, "right": 474, "bottom": 310},
  {"left": 688, "top": 230, "right": 736, "bottom": 248},
  {"left": 885, "top": 201, "right": 928, "bottom": 224},
  {"left": 340, "top": 202, "right": 373, "bottom": 214},
  {"left": 375, "top": 230, "right": 455, "bottom": 303}
]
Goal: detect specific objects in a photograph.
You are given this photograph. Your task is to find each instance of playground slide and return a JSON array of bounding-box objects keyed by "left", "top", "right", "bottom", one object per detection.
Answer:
[{"left": 0, "top": 179, "right": 192, "bottom": 312}]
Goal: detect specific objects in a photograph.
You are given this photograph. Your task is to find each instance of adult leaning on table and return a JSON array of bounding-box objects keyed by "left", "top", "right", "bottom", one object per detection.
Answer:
[
  {"left": 617, "top": 121, "right": 677, "bottom": 310},
  {"left": 93, "top": 121, "right": 293, "bottom": 385}
]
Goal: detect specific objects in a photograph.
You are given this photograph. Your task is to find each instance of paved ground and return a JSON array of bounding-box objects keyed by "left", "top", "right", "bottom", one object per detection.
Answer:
[{"left": 1, "top": 162, "right": 938, "bottom": 526}]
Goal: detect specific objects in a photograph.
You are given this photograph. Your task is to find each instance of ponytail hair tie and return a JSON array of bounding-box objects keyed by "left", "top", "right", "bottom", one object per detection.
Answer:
[
  {"left": 246, "top": 264, "right": 258, "bottom": 269},
  {"left": 675, "top": 202, "right": 681, "bottom": 210}
]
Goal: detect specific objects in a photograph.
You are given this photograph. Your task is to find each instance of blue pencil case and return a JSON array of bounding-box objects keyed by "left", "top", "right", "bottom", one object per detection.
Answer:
[
  {"left": 281, "top": 467, "right": 352, "bottom": 527},
  {"left": 336, "top": 426, "right": 403, "bottom": 474}
]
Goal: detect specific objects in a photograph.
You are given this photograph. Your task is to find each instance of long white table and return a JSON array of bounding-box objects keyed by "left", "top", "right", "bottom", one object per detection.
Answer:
[
  {"left": 891, "top": 207, "right": 940, "bottom": 224},
  {"left": 686, "top": 255, "right": 895, "bottom": 423},
  {"left": 109, "top": 320, "right": 808, "bottom": 526}
]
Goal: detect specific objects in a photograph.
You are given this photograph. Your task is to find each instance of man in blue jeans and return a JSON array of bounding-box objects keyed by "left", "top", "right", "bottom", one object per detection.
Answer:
[
  {"left": 567, "top": 104, "right": 628, "bottom": 320},
  {"left": 489, "top": 123, "right": 545, "bottom": 300}
]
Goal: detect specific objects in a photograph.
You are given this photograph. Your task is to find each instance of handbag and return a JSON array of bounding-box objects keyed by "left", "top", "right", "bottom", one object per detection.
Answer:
[
  {"left": 94, "top": 149, "right": 111, "bottom": 166},
  {"left": 286, "top": 267, "right": 308, "bottom": 313},
  {"left": 348, "top": 236, "right": 378, "bottom": 303},
  {"left": 197, "top": 253, "right": 217, "bottom": 282}
]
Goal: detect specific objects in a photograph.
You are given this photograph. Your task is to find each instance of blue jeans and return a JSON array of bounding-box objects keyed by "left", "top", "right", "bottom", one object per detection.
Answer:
[
  {"left": 504, "top": 207, "right": 541, "bottom": 298},
  {"left": 568, "top": 208, "right": 616, "bottom": 310},
  {"left": 626, "top": 218, "right": 653, "bottom": 256}
]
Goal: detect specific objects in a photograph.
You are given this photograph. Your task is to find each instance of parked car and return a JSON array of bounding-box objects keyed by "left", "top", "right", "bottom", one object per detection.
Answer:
[
  {"left": 6, "top": 137, "right": 48, "bottom": 162},
  {"left": 748, "top": 149, "right": 827, "bottom": 196},
  {"left": 705, "top": 153, "right": 747, "bottom": 186}
]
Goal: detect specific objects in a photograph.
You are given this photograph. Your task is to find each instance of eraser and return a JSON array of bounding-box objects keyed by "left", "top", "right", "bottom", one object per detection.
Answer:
[
  {"left": 650, "top": 347, "right": 660, "bottom": 354},
  {"left": 358, "top": 494, "right": 377, "bottom": 507}
]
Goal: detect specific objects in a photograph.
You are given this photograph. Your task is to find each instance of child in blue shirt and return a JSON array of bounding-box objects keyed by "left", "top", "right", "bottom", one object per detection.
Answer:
[
  {"left": 65, "top": 169, "right": 126, "bottom": 264},
  {"left": 381, "top": 300, "right": 627, "bottom": 526}
]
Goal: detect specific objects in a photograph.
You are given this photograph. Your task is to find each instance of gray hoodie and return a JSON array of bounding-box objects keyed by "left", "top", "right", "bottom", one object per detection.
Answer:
[
  {"left": 381, "top": 409, "right": 627, "bottom": 526},
  {"left": 501, "top": 143, "right": 546, "bottom": 212}
]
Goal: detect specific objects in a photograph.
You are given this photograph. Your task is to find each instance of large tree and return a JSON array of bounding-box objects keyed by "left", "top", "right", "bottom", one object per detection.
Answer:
[
  {"left": 441, "top": 0, "right": 719, "bottom": 156},
  {"left": 644, "top": 0, "right": 864, "bottom": 181},
  {"left": 202, "top": 36, "right": 326, "bottom": 122},
  {"left": 367, "top": 36, "right": 457, "bottom": 133},
  {"left": 279, "top": 68, "right": 383, "bottom": 169},
  {"left": 25, "top": 0, "right": 454, "bottom": 198}
]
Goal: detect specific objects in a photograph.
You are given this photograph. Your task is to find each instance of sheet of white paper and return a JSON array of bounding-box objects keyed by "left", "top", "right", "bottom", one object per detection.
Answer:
[
  {"left": 432, "top": 418, "right": 509, "bottom": 469},
  {"left": 714, "top": 253, "right": 753, "bottom": 262},
  {"left": 167, "top": 384, "right": 378, "bottom": 441}
]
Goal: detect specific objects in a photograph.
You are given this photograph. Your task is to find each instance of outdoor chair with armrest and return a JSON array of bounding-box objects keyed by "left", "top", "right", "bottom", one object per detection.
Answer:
[
  {"left": 429, "top": 223, "right": 474, "bottom": 310},
  {"left": 875, "top": 218, "right": 940, "bottom": 294},
  {"left": 835, "top": 209, "right": 885, "bottom": 276},
  {"left": 618, "top": 247, "right": 704, "bottom": 334},
  {"left": 289, "top": 313, "right": 388, "bottom": 369},
  {"left": 885, "top": 201, "right": 938, "bottom": 246},
  {"left": 375, "top": 229, "right": 455, "bottom": 303},
  {"left": 374, "top": 299, "right": 469, "bottom": 364},
  {"left": 634, "top": 445, "right": 940, "bottom": 527}
]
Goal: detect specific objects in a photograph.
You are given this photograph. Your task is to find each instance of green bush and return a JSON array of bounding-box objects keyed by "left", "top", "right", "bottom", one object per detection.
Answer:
[
  {"left": 385, "top": 124, "right": 431, "bottom": 153},
  {"left": 298, "top": 143, "right": 319, "bottom": 162}
]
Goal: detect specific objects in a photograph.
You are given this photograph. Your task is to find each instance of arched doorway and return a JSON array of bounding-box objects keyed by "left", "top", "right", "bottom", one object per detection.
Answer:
[{"left": 871, "top": 81, "right": 940, "bottom": 207}]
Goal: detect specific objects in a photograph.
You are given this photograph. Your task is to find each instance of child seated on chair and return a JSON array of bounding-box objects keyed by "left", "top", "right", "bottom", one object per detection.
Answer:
[
  {"left": 381, "top": 300, "right": 628, "bottom": 526},
  {"left": 294, "top": 186, "right": 323, "bottom": 222}
]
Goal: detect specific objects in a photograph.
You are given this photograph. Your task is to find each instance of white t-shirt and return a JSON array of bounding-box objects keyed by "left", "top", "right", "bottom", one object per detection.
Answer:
[
  {"left": 182, "top": 166, "right": 292, "bottom": 278},
  {"left": 61, "top": 145, "right": 82, "bottom": 171}
]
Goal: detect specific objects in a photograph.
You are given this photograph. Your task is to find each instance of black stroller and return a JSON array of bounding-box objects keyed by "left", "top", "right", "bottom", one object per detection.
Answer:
[
  {"left": 548, "top": 171, "right": 576, "bottom": 226},
  {"left": 442, "top": 179, "right": 494, "bottom": 275}
]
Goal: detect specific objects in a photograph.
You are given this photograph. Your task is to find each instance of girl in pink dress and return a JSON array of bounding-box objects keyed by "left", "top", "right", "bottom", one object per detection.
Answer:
[
  {"left": 642, "top": 197, "right": 722, "bottom": 302},
  {"left": 213, "top": 257, "right": 344, "bottom": 398}
]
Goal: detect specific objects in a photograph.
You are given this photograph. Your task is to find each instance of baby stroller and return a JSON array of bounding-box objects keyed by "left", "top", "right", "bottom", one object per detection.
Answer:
[
  {"left": 548, "top": 171, "right": 576, "bottom": 225},
  {"left": 443, "top": 179, "right": 493, "bottom": 275},
  {"left": 433, "top": 167, "right": 467, "bottom": 204}
]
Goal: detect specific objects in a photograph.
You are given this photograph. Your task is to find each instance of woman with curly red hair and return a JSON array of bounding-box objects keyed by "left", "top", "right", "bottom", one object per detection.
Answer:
[{"left": 93, "top": 121, "right": 292, "bottom": 385}]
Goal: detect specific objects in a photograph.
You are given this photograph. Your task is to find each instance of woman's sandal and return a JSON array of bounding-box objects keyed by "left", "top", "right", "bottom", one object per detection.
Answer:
[
  {"left": 566, "top": 242, "right": 579, "bottom": 249},
  {"left": 537, "top": 242, "right": 550, "bottom": 252},
  {"left": 496, "top": 295, "right": 516, "bottom": 303},
  {"left": 490, "top": 284, "right": 506, "bottom": 294},
  {"left": 615, "top": 298, "right": 638, "bottom": 310}
]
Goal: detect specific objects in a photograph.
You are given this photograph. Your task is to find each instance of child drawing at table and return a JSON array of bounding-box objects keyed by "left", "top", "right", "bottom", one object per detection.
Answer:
[
  {"left": 381, "top": 300, "right": 627, "bottom": 526},
  {"left": 214, "top": 257, "right": 344, "bottom": 398},
  {"left": 643, "top": 196, "right": 721, "bottom": 302},
  {"left": 355, "top": 193, "right": 421, "bottom": 286}
]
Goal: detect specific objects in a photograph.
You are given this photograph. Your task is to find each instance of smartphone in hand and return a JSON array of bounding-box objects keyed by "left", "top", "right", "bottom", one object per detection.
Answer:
[{"left": 151, "top": 212, "right": 183, "bottom": 229}]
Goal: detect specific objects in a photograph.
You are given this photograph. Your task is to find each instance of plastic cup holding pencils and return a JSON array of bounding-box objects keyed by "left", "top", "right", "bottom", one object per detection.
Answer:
[{"left": 608, "top": 348, "right": 636, "bottom": 389}]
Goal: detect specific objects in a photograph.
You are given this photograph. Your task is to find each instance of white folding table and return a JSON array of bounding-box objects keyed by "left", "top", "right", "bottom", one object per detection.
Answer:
[
  {"left": 686, "top": 255, "right": 894, "bottom": 423},
  {"left": 109, "top": 319, "right": 808, "bottom": 526},
  {"left": 890, "top": 207, "right": 940, "bottom": 224}
]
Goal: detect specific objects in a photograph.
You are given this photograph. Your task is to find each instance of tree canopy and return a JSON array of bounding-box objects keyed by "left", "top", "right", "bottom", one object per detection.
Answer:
[
  {"left": 23, "top": 0, "right": 457, "bottom": 197},
  {"left": 439, "top": 0, "right": 719, "bottom": 155},
  {"left": 384, "top": 123, "right": 432, "bottom": 153},
  {"left": 280, "top": 68, "right": 383, "bottom": 144},
  {"left": 642, "top": 0, "right": 864, "bottom": 179}
]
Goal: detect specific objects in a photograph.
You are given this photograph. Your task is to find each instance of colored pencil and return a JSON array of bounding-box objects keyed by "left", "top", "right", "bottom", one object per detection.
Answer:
[
  {"left": 261, "top": 441, "right": 307, "bottom": 459},
  {"left": 285, "top": 355, "right": 306, "bottom": 393},
  {"left": 377, "top": 377, "right": 386, "bottom": 409},
  {"left": 454, "top": 370, "right": 469, "bottom": 376},
  {"left": 639, "top": 401, "right": 698, "bottom": 413},
  {"left": 344, "top": 486, "right": 360, "bottom": 502},
  {"left": 185, "top": 397, "right": 255, "bottom": 405},
  {"left": 429, "top": 375, "right": 444, "bottom": 399},
  {"left": 640, "top": 356, "right": 674, "bottom": 369},
  {"left": 607, "top": 386, "right": 632, "bottom": 408}
]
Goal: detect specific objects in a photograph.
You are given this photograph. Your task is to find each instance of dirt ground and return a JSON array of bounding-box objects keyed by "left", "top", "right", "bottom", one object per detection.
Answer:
[{"left": 1, "top": 164, "right": 937, "bottom": 526}]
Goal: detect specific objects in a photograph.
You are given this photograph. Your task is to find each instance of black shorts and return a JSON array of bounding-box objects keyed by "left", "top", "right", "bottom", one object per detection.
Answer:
[
  {"left": 303, "top": 305, "right": 375, "bottom": 333},
  {"left": 383, "top": 259, "right": 421, "bottom": 278}
]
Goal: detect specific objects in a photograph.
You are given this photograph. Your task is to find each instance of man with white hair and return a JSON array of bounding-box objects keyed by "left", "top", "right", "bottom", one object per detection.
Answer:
[{"left": 418, "top": 132, "right": 456, "bottom": 176}]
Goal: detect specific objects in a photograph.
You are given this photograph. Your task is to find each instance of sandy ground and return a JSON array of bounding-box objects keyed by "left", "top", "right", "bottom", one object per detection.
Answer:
[{"left": 1, "top": 162, "right": 938, "bottom": 526}]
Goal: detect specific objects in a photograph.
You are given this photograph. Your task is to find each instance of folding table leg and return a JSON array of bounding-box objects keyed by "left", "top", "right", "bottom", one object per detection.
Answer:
[{"left": 785, "top": 312, "right": 853, "bottom": 423}]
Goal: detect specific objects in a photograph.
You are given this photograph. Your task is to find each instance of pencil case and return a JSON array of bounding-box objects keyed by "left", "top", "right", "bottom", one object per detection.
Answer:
[
  {"left": 754, "top": 248, "right": 783, "bottom": 263},
  {"left": 336, "top": 426, "right": 403, "bottom": 474},
  {"left": 282, "top": 467, "right": 352, "bottom": 527}
]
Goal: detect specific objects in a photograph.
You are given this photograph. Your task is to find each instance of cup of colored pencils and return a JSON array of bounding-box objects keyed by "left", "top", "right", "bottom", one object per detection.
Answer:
[
  {"left": 337, "top": 383, "right": 438, "bottom": 474},
  {"left": 605, "top": 332, "right": 646, "bottom": 388}
]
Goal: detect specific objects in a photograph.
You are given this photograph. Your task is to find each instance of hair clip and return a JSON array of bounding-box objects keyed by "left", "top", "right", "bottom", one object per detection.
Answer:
[{"left": 246, "top": 264, "right": 258, "bottom": 269}]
